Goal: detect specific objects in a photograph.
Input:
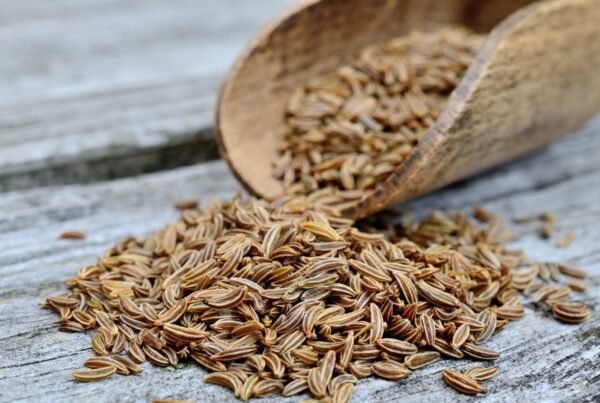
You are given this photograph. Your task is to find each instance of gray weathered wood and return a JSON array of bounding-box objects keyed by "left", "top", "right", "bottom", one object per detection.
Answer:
[
  {"left": 0, "top": 0, "right": 294, "bottom": 191},
  {"left": 0, "top": 116, "right": 599, "bottom": 402}
]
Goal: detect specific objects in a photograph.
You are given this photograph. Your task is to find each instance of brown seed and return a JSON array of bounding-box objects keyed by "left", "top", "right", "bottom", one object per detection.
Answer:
[
  {"left": 252, "top": 380, "right": 284, "bottom": 398},
  {"left": 404, "top": 351, "right": 441, "bottom": 369},
  {"left": 376, "top": 338, "right": 418, "bottom": 356},
  {"left": 567, "top": 280, "right": 587, "bottom": 292},
  {"left": 84, "top": 356, "right": 130, "bottom": 375},
  {"left": 211, "top": 345, "right": 257, "bottom": 362},
  {"left": 156, "top": 300, "right": 187, "bottom": 325},
  {"left": 320, "top": 350, "right": 337, "bottom": 388},
  {"left": 282, "top": 379, "right": 308, "bottom": 397},
  {"left": 557, "top": 264, "right": 587, "bottom": 279},
  {"left": 476, "top": 310, "right": 497, "bottom": 345},
  {"left": 191, "top": 352, "right": 227, "bottom": 372},
  {"left": 308, "top": 367, "right": 326, "bottom": 398},
  {"left": 300, "top": 222, "right": 340, "bottom": 241},
  {"left": 127, "top": 341, "right": 145, "bottom": 364},
  {"left": 443, "top": 368, "right": 487, "bottom": 395},
  {"left": 496, "top": 304, "right": 525, "bottom": 320},
  {"left": 240, "top": 374, "right": 259, "bottom": 401},
  {"left": 451, "top": 323, "right": 470, "bottom": 348},
  {"left": 349, "top": 360, "right": 373, "bottom": 379},
  {"left": 152, "top": 400, "right": 193, "bottom": 403},
  {"left": 72, "top": 366, "right": 116, "bottom": 382},
  {"left": 461, "top": 343, "right": 499, "bottom": 361},
  {"left": 94, "top": 310, "right": 119, "bottom": 336},
  {"left": 416, "top": 281, "right": 461, "bottom": 308},
  {"left": 59, "top": 230, "right": 86, "bottom": 240},
  {"left": 163, "top": 225, "right": 178, "bottom": 255},
  {"left": 112, "top": 355, "right": 142, "bottom": 374},
  {"left": 206, "top": 287, "right": 247, "bottom": 309},
  {"left": 277, "top": 330, "right": 306, "bottom": 355},
  {"left": 174, "top": 200, "right": 198, "bottom": 210},
  {"left": 91, "top": 334, "right": 109, "bottom": 356},
  {"left": 162, "top": 324, "right": 207, "bottom": 342},
  {"left": 328, "top": 374, "right": 357, "bottom": 396},
  {"left": 464, "top": 366, "right": 498, "bottom": 382},
  {"left": 143, "top": 345, "right": 171, "bottom": 367},
  {"left": 555, "top": 232, "right": 576, "bottom": 248},
  {"left": 205, "top": 372, "right": 243, "bottom": 397},
  {"left": 372, "top": 360, "right": 412, "bottom": 381},
  {"left": 433, "top": 338, "right": 464, "bottom": 359},
  {"left": 72, "top": 310, "right": 96, "bottom": 328},
  {"left": 333, "top": 383, "right": 354, "bottom": 403},
  {"left": 551, "top": 302, "right": 590, "bottom": 324},
  {"left": 369, "top": 303, "right": 384, "bottom": 343},
  {"left": 59, "top": 321, "right": 86, "bottom": 332},
  {"left": 393, "top": 273, "right": 418, "bottom": 304},
  {"left": 421, "top": 314, "right": 437, "bottom": 346}
]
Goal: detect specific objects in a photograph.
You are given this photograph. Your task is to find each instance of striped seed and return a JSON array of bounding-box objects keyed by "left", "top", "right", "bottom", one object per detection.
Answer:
[
  {"left": 372, "top": 360, "right": 412, "bottom": 381},
  {"left": 442, "top": 368, "right": 486, "bottom": 395},
  {"left": 72, "top": 366, "right": 116, "bottom": 382}
]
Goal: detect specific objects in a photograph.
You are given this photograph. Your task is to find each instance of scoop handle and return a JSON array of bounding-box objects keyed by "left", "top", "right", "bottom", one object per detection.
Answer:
[{"left": 361, "top": 0, "right": 600, "bottom": 217}]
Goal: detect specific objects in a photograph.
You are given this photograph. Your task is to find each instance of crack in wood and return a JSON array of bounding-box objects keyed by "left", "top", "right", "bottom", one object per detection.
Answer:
[{"left": 0, "top": 131, "right": 219, "bottom": 193}]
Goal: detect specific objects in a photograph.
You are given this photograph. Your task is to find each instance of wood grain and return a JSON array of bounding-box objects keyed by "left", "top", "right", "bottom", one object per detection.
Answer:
[
  {"left": 0, "top": 116, "right": 599, "bottom": 402},
  {"left": 0, "top": 0, "right": 294, "bottom": 191}
]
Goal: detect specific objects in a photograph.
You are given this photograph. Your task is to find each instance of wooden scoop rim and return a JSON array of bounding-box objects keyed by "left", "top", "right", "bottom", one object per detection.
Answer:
[{"left": 215, "top": 0, "right": 550, "bottom": 220}]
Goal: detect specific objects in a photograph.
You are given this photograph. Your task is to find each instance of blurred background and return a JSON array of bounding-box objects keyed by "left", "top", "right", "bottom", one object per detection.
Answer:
[{"left": 1, "top": 0, "right": 293, "bottom": 192}]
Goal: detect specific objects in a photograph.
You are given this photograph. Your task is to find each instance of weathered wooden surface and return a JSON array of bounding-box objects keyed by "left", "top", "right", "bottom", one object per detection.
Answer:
[
  {"left": 0, "top": 117, "right": 599, "bottom": 402},
  {"left": 0, "top": 0, "right": 293, "bottom": 191},
  {"left": 1, "top": 0, "right": 599, "bottom": 401}
]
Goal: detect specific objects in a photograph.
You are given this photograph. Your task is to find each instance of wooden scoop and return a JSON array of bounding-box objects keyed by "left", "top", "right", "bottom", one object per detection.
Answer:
[{"left": 216, "top": 0, "right": 600, "bottom": 220}]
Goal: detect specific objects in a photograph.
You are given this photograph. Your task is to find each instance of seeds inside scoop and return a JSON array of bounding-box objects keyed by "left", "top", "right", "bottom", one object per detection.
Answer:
[
  {"left": 273, "top": 27, "right": 485, "bottom": 209},
  {"left": 72, "top": 366, "right": 116, "bottom": 382}
]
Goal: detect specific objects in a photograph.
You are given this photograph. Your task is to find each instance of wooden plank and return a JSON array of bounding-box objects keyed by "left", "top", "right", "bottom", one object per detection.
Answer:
[
  {"left": 0, "top": 0, "right": 294, "bottom": 191},
  {"left": 0, "top": 116, "right": 599, "bottom": 402}
]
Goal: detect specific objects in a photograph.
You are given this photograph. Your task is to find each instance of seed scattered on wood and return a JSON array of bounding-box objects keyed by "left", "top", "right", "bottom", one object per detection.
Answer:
[
  {"left": 442, "top": 368, "right": 487, "bottom": 395},
  {"left": 84, "top": 356, "right": 130, "bottom": 375},
  {"left": 43, "top": 197, "right": 590, "bottom": 400},
  {"left": 540, "top": 212, "right": 556, "bottom": 239},
  {"left": 461, "top": 343, "right": 499, "bottom": 361},
  {"left": 59, "top": 230, "right": 86, "bottom": 240},
  {"left": 551, "top": 302, "right": 590, "bottom": 324},
  {"left": 464, "top": 366, "right": 498, "bottom": 382},
  {"left": 152, "top": 400, "right": 193, "bottom": 403},
  {"left": 567, "top": 280, "right": 587, "bottom": 292},
  {"left": 333, "top": 382, "right": 354, "bottom": 403},
  {"left": 205, "top": 372, "right": 243, "bottom": 397},
  {"left": 173, "top": 200, "right": 199, "bottom": 210},
  {"left": 557, "top": 263, "right": 587, "bottom": 279},
  {"left": 555, "top": 231, "right": 576, "bottom": 248},
  {"left": 72, "top": 366, "right": 116, "bottom": 382}
]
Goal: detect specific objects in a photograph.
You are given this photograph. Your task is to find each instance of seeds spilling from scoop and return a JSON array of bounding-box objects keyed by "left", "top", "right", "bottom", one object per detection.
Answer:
[
  {"left": 273, "top": 27, "right": 485, "bottom": 210},
  {"left": 43, "top": 197, "right": 589, "bottom": 400},
  {"left": 42, "top": 23, "right": 589, "bottom": 402}
]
